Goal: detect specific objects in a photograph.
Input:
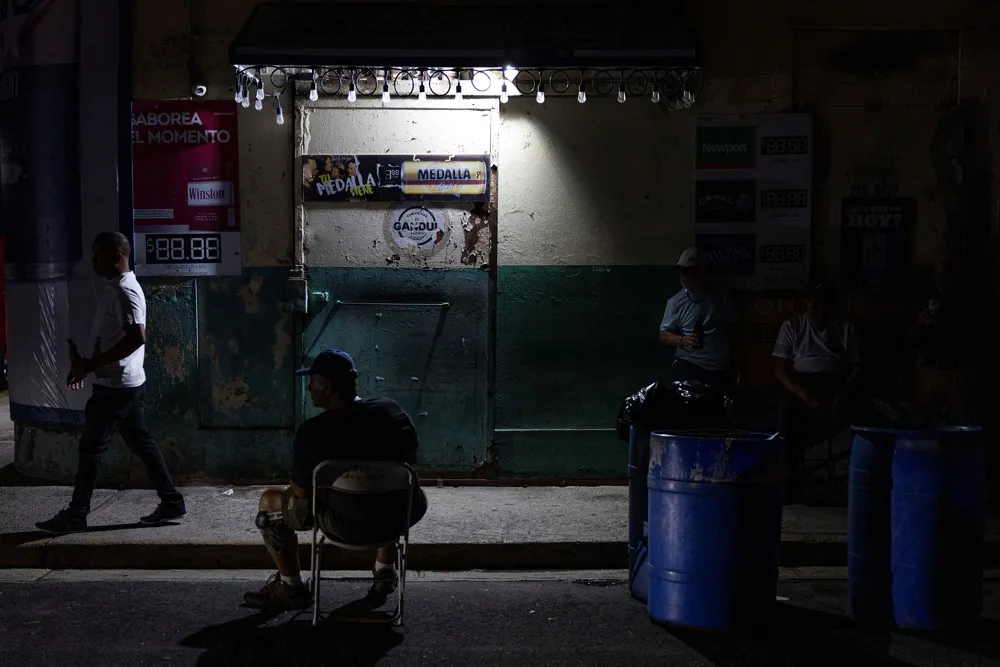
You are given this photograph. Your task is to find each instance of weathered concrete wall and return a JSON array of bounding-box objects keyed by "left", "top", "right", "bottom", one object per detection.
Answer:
[{"left": 16, "top": 0, "right": 1000, "bottom": 481}]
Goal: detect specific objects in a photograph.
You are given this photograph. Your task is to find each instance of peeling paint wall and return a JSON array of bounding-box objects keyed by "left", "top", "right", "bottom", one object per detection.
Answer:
[{"left": 299, "top": 101, "right": 494, "bottom": 270}]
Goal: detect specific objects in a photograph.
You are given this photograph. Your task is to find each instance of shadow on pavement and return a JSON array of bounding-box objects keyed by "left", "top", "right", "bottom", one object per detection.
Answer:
[
  {"left": 899, "top": 617, "right": 1000, "bottom": 662},
  {"left": 0, "top": 522, "right": 180, "bottom": 547},
  {"left": 182, "top": 607, "right": 404, "bottom": 667},
  {"left": 665, "top": 602, "right": 907, "bottom": 667}
]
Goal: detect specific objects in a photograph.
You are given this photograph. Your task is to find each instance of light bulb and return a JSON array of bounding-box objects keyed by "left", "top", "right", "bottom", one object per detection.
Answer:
[
  {"left": 499, "top": 81, "right": 508, "bottom": 104},
  {"left": 241, "top": 93, "right": 250, "bottom": 108},
  {"left": 254, "top": 97, "right": 263, "bottom": 111},
  {"left": 418, "top": 81, "right": 427, "bottom": 101},
  {"left": 381, "top": 81, "right": 390, "bottom": 105},
  {"left": 536, "top": 84, "right": 545, "bottom": 104},
  {"left": 577, "top": 83, "right": 586, "bottom": 103},
  {"left": 235, "top": 85, "right": 243, "bottom": 103},
  {"left": 275, "top": 102, "right": 284, "bottom": 125},
  {"left": 347, "top": 82, "right": 357, "bottom": 103},
  {"left": 682, "top": 90, "right": 695, "bottom": 107},
  {"left": 617, "top": 84, "right": 626, "bottom": 103},
  {"left": 455, "top": 81, "right": 463, "bottom": 101},
  {"left": 255, "top": 82, "right": 265, "bottom": 101},
  {"left": 309, "top": 81, "right": 319, "bottom": 102},
  {"left": 651, "top": 87, "right": 661, "bottom": 104}
]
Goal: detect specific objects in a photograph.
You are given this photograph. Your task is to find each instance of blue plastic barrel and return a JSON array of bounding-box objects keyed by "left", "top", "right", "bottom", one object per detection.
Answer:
[
  {"left": 892, "top": 426, "right": 985, "bottom": 630},
  {"left": 848, "top": 427, "right": 895, "bottom": 625},
  {"left": 628, "top": 426, "right": 651, "bottom": 601},
  {"left": 848, "top": 425, "right": 985, "bottom": 630},
  {"left": 646, "top": 431, "right": 785, "bottom": 630}
]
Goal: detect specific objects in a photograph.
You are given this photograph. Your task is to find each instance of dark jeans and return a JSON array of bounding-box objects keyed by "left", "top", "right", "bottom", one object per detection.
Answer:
[
  {"left": 775, "top": 372, "right": 874, "bottom": 484},
  {"left": 70, "top": 384, "right": 184, "bottom": 514}
]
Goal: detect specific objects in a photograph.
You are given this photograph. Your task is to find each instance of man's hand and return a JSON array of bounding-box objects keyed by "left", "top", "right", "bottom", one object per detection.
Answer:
[
  {"left": 831, "top": 393, "right": 846, "bottom": 421},
  {"left": 803, "top": 392, "right": 823, "bottom": 412},
  {"left": 680, "top": 333, "right": 701, "bottom": 351},
  {"left": 66, "top": 356, "right": 95, "bottom": 390}
]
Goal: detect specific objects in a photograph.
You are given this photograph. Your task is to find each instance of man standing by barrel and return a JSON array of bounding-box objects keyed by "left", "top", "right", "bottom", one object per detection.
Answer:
[
  {"left": 659, "top": 247, "right": 739, "bottom": 386},
  {"left": 35, "top": 232, "right": 186, "bottom": 533}
]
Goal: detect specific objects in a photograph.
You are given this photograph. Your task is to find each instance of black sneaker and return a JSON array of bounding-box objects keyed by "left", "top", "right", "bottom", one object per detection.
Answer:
[
  {"left": 368, "top": 567, "right": 399, "bottom": 599},
  {"left": 36, "top": 510, "right": 87, "bottom": 534},
  {"left": 243, "top": 573, "right": 312, "bottom": 610},
  {"left": 140, "top": 503, "right": 187, "bottom": 525}
]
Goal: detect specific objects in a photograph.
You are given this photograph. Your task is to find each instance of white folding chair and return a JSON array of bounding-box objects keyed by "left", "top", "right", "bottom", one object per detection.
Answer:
[{"left": 309, "top": 459, "right": 415, "bottom": 627}]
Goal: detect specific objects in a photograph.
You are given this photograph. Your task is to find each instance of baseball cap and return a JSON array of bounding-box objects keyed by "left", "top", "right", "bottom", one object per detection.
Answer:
[
  {"left": 295, "top": 349, "right": 359, "bottom": 384},
  {"left": 675, "top": 247, "right": 704, "bottom": 268}
]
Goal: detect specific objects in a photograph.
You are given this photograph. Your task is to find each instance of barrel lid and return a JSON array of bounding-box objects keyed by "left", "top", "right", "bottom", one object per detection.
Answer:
[{"left": 851, "top": 424, "right": 982, "bottom": 436}]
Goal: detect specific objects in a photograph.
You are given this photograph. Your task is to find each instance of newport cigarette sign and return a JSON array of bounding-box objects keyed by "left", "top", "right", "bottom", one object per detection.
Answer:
[{"left": 695, "top": 126, "right": 756, "bottom": 168}]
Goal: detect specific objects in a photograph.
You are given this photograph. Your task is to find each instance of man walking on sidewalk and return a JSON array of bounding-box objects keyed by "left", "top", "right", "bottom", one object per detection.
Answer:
[{"left": 36, "top": 232, "right": 186, "bottom": 533}]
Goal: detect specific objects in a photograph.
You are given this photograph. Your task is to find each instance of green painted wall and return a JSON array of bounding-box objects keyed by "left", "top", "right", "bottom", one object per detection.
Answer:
[
  {"left": 303, "top": 267, "right": 491, "bottom": 470},
  {"left": 495, "top": 265, "right": 679, "bottom": 477},
  {"left": 140, "top": 268, "right": 294, "bottom": 483},
  {"left": 22, "top": 264, "right": 681, "bottom": 483}
]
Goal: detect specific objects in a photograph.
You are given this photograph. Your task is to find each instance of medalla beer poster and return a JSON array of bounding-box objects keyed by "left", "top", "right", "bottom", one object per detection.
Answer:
[{"left": 301, "top": 154, "right": 490, "bottom": 202}]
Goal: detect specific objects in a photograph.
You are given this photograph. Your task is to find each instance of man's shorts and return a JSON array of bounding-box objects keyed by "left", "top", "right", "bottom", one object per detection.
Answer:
[{"left": 279, "top": 486, "right": 428, "bottom": 544}]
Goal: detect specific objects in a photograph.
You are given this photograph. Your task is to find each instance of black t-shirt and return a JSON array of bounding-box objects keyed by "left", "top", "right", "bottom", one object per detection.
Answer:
[{"left": 290, "top": 397, "right": 418, "bottom": 491}]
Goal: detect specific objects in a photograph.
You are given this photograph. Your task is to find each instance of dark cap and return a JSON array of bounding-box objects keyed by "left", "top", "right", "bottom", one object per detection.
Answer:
[
  {"left": 808, "top": 283, "right": 837, "bottom": 302},
  {"left": 295, "top": 349, "right": 358, "bottom": 385}
]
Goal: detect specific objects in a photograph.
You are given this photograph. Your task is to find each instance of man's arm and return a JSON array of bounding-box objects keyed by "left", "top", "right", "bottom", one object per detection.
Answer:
[
  {"left": 835, "top": 323, "right": 863, "bottom": 400},
  {"left": 774, "top": 356, "right": 811, "bottom": 404},
  {"left": 772, "top": 320, "right": 814, "bottom": 406},
  {"left": 89, "top": 324, "right": 146, "bottom": 369},
  {"left": 288, "top": 427, "right": 310, "bottom": 497},
  {"left": 659, "top": 298, "right": 698, "bottom": 350}
]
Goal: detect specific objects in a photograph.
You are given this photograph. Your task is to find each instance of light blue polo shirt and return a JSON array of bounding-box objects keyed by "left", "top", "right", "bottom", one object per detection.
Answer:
[{"left": 659, "top": 287, "right": 737, "bottom": 371}]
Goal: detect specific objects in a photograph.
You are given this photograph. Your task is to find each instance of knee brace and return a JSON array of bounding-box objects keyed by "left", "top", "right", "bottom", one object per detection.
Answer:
[{"left": 256, "top": 510, "right": 292, "bottom": 553}]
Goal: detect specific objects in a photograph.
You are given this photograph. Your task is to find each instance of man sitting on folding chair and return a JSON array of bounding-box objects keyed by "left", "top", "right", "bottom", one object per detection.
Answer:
[{"left": 244, "top": 349, "right": 429, "bottom": 610}]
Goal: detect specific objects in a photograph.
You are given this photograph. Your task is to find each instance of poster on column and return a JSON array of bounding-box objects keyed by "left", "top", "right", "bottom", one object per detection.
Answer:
[
  {"left": 694, "top": 114, "right": 813, "bottom": 291},
  {"left": 131, "top": 100, "right": 242, "bottom": 276},
  {"left": 840, "top": 197, "right": 914, "bottom": 291}
]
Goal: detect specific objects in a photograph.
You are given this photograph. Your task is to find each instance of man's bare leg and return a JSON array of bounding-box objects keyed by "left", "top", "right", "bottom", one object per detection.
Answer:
[
  {"left": 259, "top": 488, "right": 300, "bottom": 576},
  {"left": 243, "top": 488, "right": 311, "bottom": 609}
]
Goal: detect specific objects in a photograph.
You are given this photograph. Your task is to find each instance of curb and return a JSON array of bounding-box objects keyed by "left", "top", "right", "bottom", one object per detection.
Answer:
[
  {"left": 4, "top": 540, "right": 998, "bottom": 571},
  {"left": 0, "top": 540, "right": 852, "bottom": 571}
]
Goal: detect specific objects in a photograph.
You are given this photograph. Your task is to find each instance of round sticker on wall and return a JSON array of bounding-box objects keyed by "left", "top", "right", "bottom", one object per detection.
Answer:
[{"left": 387, "top": 204, "right": 447, "bottom": 250}]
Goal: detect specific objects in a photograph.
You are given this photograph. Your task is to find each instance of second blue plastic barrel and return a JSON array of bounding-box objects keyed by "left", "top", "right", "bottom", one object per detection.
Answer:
[
  {"left": 628, "top": 426, "right": 651, "bottom": 601},
  {"left": 892, "top": 426, "right": 985, "bottom": 629},
  {"left": 849, "top": 425, "right": 985, "bottom": 630},
  {"left": 848, "top": 427, "right": 895, "bottom": 625},
  {"left": 647, "top": 431, "right": 785, "bottom": 630}
]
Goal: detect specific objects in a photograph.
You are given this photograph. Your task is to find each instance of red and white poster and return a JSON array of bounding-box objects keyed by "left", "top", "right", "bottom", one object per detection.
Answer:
[{"left": 131, "top": 100, "right": 242, "bottom": 276}]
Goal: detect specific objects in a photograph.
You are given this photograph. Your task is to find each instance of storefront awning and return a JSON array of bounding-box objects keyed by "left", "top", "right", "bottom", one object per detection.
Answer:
[{"left": 229, "top": 2, "right": 700, "bottom": 69}]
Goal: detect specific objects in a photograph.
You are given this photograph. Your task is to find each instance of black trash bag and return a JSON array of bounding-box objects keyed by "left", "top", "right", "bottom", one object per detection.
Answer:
[
  {"left": 616, "top": 379, "right": 736, "bottom": 443},
  {"left": 616, "top": 382, "right": 657, "bottom": 443}
]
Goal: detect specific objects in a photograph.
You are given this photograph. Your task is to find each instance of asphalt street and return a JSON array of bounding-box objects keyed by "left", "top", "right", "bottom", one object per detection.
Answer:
[{"left": 1, "top": 570, "right": 998, "bottom": 667}]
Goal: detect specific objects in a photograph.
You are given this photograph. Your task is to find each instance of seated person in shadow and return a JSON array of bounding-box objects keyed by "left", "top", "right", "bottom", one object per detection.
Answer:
[
  {"left": 772, "top": 285, "right": 869, "bottom": 496},
  {"left": 244, "top": 349, "right": 428, "bottom": 610}
]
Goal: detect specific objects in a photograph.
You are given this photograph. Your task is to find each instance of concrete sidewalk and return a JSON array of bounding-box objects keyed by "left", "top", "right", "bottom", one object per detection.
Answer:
[{"left": 3, "top": 484, "right": 998, "bottom": 570}]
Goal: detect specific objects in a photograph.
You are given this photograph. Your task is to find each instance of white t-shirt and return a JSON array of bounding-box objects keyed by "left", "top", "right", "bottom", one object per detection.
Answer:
[
  {"left": 89, "top": 272, "right": 147, "bottom": 388},
  {"left": 772, "top": 313, "right": 860, "bottom": 375}
]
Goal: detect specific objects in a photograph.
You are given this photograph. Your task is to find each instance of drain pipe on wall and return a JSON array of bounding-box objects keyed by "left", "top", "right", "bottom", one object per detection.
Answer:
[{"left": 282, "top": 101, "right": 310, "bottom": 318}]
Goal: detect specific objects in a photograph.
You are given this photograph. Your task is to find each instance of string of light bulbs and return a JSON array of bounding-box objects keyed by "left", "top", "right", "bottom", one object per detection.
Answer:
[{"left": 233, "top": 66, "right": 702, "bottom": 124}]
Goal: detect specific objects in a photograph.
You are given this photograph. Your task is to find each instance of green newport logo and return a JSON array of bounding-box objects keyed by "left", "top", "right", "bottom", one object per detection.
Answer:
[{"left": 696, "top": 126, "right": 756, "bottom": 168}]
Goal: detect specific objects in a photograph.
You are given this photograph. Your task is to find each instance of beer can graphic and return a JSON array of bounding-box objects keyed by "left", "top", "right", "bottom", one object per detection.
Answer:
[{"left": 401, "top": 160, "right": 487, "bottom": 196}]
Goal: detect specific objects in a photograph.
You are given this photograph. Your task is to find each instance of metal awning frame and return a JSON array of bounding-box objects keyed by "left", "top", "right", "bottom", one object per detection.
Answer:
[{"left": 232, "top": 65, "right": 702, "bottom": 109}]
